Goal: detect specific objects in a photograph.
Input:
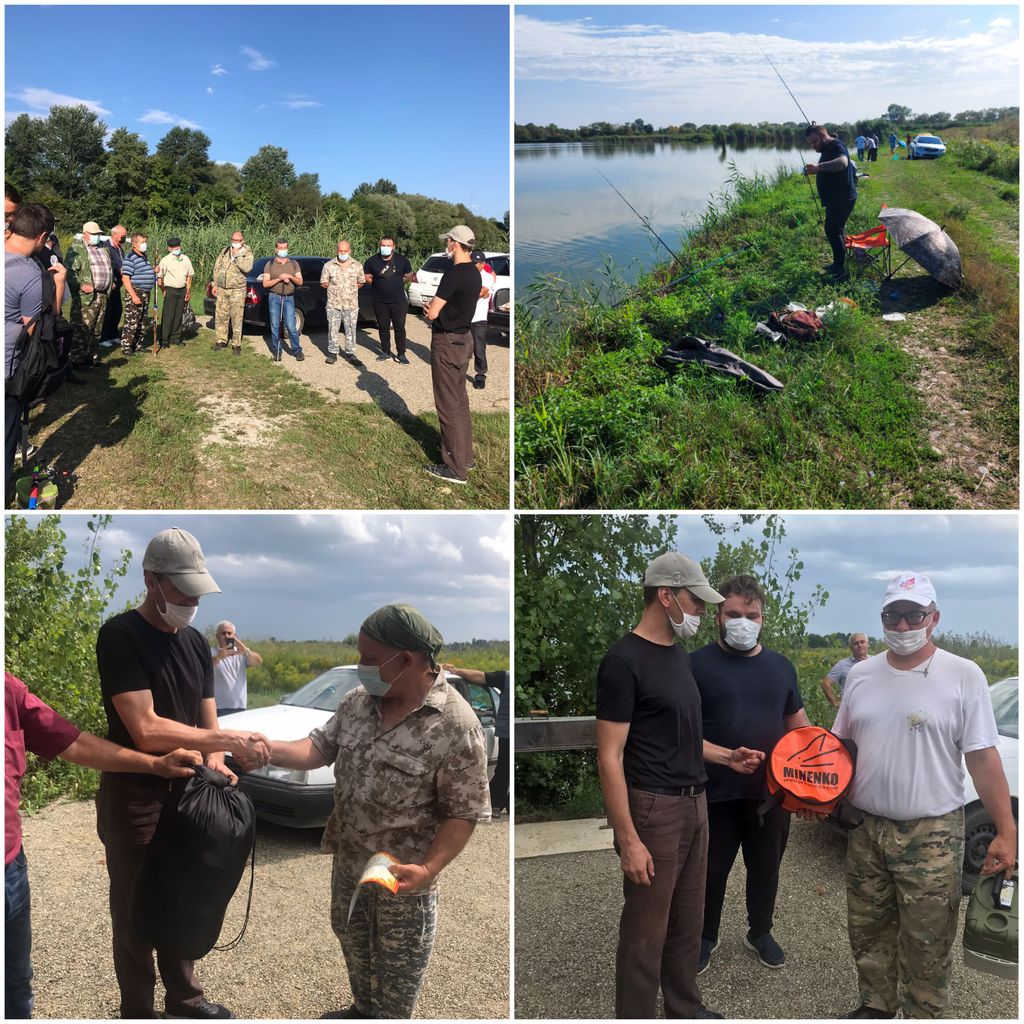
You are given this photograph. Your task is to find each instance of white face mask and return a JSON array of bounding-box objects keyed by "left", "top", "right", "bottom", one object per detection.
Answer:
[
  {"left": 170, "top": 249, "right": 182, "bottom": 257},
  {"left": 155, "top": 580, "right": 198, "bottom": 630},
  {"left": 277, "top": 249, "right": 288, "bottom": 259},
  {"left": 884, "top": 627, "right": 929, "bottom": 656},
  {"left": 380, "top": 245, "right": 393, "bottom": 257},
  {"left": 667, "top": 593, "right": 701, "bottom": 639},
  {"left": 357, "top": 652, "right": 404, "bottom": 697},
  {"left": 723, "top": 616, "right": 762, "bottom": 651},
  {"left": 338, "top": 252, "right": 349, "bottom": 261},
  {"left": 231, "top": 241, "right": 242, "bottom": 249},
  {"left": 139, "top": 242, "right": 148, "bottom": 253}
]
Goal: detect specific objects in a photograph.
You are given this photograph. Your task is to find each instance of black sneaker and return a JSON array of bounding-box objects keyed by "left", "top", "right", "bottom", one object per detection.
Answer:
[
  {"left": 213, "top": 341, "right": 228, "bottom": 351},
  {"left": 319, "top": 1009, "right": 371, "bottom": 1020},
  {"left": 232, "top": 347, "right": 241, "bottom": 357},
  {"left": 744, "top": 930, "right": 785, "bottom": 969},
  {"left": 164, "top": 999, "right": 235, "bottom": 1019},
  {"left": 473, "top": 377, "right": 486, "bottom": 390},
  {"left": 839, "top": 1007, "right": 896, "bottom": 1019},
  {"left": 395, "top": 354, "right": 410, "bottom": 364},
  {"left": 326, "top": 354, "right": 338, "bottom": 364},
  {"left": 697, "top": 936, "right": 720, "bottom": 975},
  {"left": 293, "top": 349, "right": 305, "bottom": 361},
  {"left": 693, "top": 1009, "right": 723, "bottom": 1019},
  {"left": 425, "top": 463, "right": 468, "bottom": 485},
  {"left": 376, "top": 352, "right": 391, "bottom": 361}
]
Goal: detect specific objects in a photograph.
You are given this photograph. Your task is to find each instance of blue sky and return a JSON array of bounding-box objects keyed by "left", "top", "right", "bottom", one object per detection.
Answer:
[
  {"left": 5, "top": 5, "right": 510, "bottom": 218},
  {"left": 10, "top": 514, "right": 511, "bottom": 643},
  {"left": 516, "top": 5, "right": 1019, "bottom": 127}
]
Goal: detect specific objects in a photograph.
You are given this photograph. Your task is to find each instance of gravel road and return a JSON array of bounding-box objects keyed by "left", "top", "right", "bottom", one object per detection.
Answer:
[
  {"left": 22, "top": 797, "right": 508, "bottom": 1020},
  {"left": 204, "top": 313, "right": 509, "bottom": 417},
  {"left": 514, "top": 818, "right": 1017, "bottom": 1019}
]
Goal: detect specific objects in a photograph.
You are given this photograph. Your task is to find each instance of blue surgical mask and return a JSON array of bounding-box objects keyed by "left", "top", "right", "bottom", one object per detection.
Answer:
[
  {"left": 338, "top": 252, "right": 350, "bottom": 261},
  {"left": 380, "top": 245, "right": 393, "bottom": 257},
  {"left": 357, "top": 652, "right": 404, "bottom": 697},
  {"left": 277, "top": 249, "right": 288, "bottom": 259}
]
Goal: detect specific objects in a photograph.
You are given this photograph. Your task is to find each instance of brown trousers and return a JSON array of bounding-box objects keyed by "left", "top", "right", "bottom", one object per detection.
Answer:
[
  {"left": 430, "top": 329, "right": 473, "bottom": 479},
  {"left": 615, "top": 787, "right": 709, "bottom": 1019},
  {"left": 95, "top": 773, "right": 205, "bottom": 1018}
]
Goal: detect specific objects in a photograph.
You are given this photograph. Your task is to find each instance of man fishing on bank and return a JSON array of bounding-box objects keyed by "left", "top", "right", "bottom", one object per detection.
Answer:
[{"left": 803, "top": 122, "right": 858, "bottom": 282}]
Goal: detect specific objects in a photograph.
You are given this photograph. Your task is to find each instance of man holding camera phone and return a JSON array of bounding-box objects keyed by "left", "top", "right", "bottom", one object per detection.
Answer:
[{"left": 211, "top": 621, "right": 262, "bottom": 717}]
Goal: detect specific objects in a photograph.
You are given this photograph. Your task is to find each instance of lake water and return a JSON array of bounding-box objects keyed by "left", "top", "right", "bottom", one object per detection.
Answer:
[{"left": 516, "top": 139, "right": 808, "bottom": 300}]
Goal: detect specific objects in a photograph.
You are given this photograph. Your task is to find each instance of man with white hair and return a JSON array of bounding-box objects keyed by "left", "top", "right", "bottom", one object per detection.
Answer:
[
  {"left": 211, "top": 621, "right": 263, "bottom": 716},
  {"left": 833, "top": 572, "right": 1016, "bottom": 1019},
  {"left": 821, "top": 632, "right": 870, "bottom": 709}
]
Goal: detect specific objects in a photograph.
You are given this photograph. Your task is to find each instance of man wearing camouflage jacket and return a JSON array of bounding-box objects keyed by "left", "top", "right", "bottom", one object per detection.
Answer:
[
  {"left": 65, "top": 220, "right": 113, "bottom": 367},
  {"left": 211, "top": 230, "right": 254, "bottom": 354},
  {"left": 264, "top": 604, "right": 491, "bottom": 1018}
]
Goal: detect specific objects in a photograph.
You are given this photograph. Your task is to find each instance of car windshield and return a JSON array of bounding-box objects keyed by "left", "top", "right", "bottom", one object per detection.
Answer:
[
  {"left": 420, "top": 256, "right": 451, "bottom": 274},
  {"left": 488, "top": 255, "right": 510, "bottom": 276},
  {"left": 279, "top": 667, "right": 361, "bottom": 711},
  {"left": 989, "top": 678, "right": 1018, "bottom": 738},
  {"left": 917, "top": 137, "right": 942, "bottom": 145}
]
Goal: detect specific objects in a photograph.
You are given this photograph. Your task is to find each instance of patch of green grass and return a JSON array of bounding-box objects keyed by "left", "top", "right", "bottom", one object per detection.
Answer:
[{"left": 516, "top": 146, "right": 1018, "bottom": 509}]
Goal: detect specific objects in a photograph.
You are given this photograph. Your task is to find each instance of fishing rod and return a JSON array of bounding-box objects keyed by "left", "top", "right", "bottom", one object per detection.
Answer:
[
  {"left": 759, "top": 48, "right": 824, "bottom": 221},
  {"left": 597, "top": 169, "right": 728, "bottom": 322}
]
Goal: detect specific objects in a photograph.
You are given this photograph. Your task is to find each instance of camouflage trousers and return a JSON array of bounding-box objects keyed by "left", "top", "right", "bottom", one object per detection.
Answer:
[
  {"left": 69, "top": 291, "right": 108, "bottom": 363},
  {"left": 121, "top": 292, "right": 152, "bottom": 354},
  {"left": 330, "top": 860, "right": 438, "bottom": 1019},
  {"left": 846, "top": 808, "right": 964, "bottom": 1019},
  {"left": 215, "top": 287, "right": 246, "bottom": 346},
  {"left": 326, "top": 306, "right": 358, "bottom": 355}
]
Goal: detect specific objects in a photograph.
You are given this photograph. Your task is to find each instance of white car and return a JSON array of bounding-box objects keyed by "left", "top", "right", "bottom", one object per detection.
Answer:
[
  {"left": 224, "top": 666, "right": 498, "bottom": 828},
  {"left": 961, "top": 676, "right": 1018, "bottom": 893},
  {"left": 909, "top": 134, "right": 947, "bottom": 159},
  {"left": 408, "top": 251, "right": 510, "bottom": 328}
]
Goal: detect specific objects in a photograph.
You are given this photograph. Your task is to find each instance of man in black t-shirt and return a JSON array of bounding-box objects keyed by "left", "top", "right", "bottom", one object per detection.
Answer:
[
  {"left": 94, "top": 528, "right": 271, "bottom": 1021},
  {"left": 363, "top": 236, "right": 414, "bottom": 362},
  {"left": 804, "top": 122, "right": 858, "bottom": 281},
  {"left": 422, "top": 225, "right": 483, "bottom": 484},
  {"left": 691, "top": 574, "right": 810, "bottom": 977},
  {"left": 596, "top": 551, "right": 762, "bottom": 1020}
]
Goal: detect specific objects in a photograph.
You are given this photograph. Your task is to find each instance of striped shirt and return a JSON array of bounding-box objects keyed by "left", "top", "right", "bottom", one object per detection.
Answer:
[{"left": 122, "top": 251, "right": 156, "bottom": 293}]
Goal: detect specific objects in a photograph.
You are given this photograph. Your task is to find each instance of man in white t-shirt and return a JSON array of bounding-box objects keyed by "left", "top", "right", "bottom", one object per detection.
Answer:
[
  {"left": 831, "top": 572, "right": 1015, "bottom": 1020},
  {"left": 469, "top": 250, "right": 495, "bottom": 391},
  {"left": 211, "top": 621, "right": 263, "bottom": 716}
]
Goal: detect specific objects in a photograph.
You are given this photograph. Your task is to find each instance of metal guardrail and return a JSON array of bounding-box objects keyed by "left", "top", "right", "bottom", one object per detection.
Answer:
[{"left": 514, "top": 716, "right": 598, "bottom": 753}]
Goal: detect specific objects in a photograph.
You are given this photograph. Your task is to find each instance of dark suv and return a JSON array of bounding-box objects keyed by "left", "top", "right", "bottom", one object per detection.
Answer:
[{"left": 203, "top": 256, "right": 377, "bottom": 337}]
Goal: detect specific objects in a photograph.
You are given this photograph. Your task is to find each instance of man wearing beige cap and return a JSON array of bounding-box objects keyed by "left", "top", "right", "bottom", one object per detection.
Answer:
[
  {"left": 422, "top": 225, "right": 483, "bottom": 484},
  {"left": 64, "top": 220, "right": 113, "bottom": 367},
  {"left": 94, "top": 528, "right": 271, "bottom": 1020},
  {"left": 833, "top": 572, "right": 1016, "bottom": 1020},
  {"left": 596, "top": 551, "right": 759, "bottom": 1019}
]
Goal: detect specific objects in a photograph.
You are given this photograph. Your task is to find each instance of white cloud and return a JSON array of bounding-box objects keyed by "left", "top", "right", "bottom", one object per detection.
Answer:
[
  {"left": 206, "top": 553, "right": 301, "bottom": 578},
  {"left": 215, "top": 159, "right": 243, "bottom": 169},
  {"left": 206, "top": 87, "right": 214, "bottom": 95},
  {"left": 9, "top": 86, "right": 110, "bottom": 116},
  {"left": 242, "top": 46, "right": 275, "bottom": 71},
  {"left": 479, "top": 518, "right": 513, "bottom": 563},
  {"left": 4, "top": 111, "right": 40, "bottom": 126},
  {"left": 138, "top": 109, "right": 202, "bottom": 130},
  {"left": 211, "top": 63, "right": 228, "bottom": 76},
  {"left": 279, "top": 95, "right": 323, "bottom": 109},
  {"left": 424, "top": 532, "right": 463, "bottom": 563},
  {"left": 989, "top": 17, "right": 1012, "bottom": 29}
]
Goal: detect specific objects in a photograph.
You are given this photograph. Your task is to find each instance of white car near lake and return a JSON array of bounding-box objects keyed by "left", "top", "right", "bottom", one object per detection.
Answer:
[{"left": 224, "top": 666, "right": 498, "bottom": 828}]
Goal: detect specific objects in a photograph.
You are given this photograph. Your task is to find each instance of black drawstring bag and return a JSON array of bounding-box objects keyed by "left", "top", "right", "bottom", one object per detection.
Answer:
[{"left": 131, "top": 765, "right": 256, "bottom": 960}]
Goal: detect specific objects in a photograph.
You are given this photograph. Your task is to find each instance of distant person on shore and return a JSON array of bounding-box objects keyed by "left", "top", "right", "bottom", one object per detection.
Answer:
[
  {"left": 156, "top": 237, "right": 193, "bottom": 348},
  {"left": 866, "top": 134, "right": 878, "bottom": 162},
  {"left": 803, "top": 123, "right": 857, "bottom": 282},
  {"left": 854, "top": 133, "right": 866, "bottom": 161},
  {"left": 211, "top": 621, "right": 263, "bottom": 716},
  {"left": 888, "top": 131, "right": 898, "bottom": 156},
  {"left": 821, "top": 632, "right": 869, "bottom": 709}
]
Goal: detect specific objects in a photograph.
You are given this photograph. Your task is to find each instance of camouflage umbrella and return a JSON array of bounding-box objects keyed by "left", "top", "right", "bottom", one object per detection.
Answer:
[{"left": 878, "top": 207, "right": 962, "bottom": 289}]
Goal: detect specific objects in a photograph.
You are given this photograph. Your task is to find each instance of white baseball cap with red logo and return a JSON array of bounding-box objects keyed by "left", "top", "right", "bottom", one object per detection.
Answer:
[{"left": 882, "top": 571, "right": 938, "bottom": 608}]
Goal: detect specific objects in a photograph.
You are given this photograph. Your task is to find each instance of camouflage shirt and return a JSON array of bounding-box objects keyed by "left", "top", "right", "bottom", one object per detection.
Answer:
[
  {"left": 213, "top": 244, "right": 254, "bottom": 290},
  {"left": 309, "top": 671, "right": 491, "bottom": 890},
  {"left": 319, "top": 257, "right": 364, "bottom": 311}
]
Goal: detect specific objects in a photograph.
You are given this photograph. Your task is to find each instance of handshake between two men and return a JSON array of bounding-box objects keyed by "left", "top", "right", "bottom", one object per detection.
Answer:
[{"left": 222, "top": 730, "right": 273, "bottom": 775}]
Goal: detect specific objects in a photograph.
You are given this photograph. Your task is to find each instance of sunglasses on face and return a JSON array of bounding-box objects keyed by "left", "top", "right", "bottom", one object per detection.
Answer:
[{"left": 880, "top": 608, "right": 933, "bottom": 627}]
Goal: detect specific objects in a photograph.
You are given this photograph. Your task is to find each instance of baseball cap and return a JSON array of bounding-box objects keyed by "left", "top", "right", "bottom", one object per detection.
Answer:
[
  {"left": 438, "top": 225, "right": 475, "bottom": 246},
  {"left": 166, "top": 236, "right": 182, "bottom": 247},
  {"left": 82, "top": 221, "right": 101, "bottom": 235},
  {"left": 881, "top": 571, "right": 937, "bottom": 609},
  {"left": 644, "top": 552, "right": 724, "bottom": 604},
  {"left": 142, "top": 528, "right": 221, "bottom": 597},
  {"left": 470, "top": 249, "right": 487, "bottom": 264}
]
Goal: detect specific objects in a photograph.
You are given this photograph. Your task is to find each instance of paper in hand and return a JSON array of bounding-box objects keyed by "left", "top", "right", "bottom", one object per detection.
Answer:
[{"left": 347, "top": 851, "right": 400, "bottom": 924}]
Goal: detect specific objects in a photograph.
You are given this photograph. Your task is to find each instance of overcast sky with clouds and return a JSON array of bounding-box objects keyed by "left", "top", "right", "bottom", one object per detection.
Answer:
[
  {"left": 5, "top": 6, "right": 509, "bottom": 218},
  {"left": 516, "top": 5, "right": 1019, "bottom": 128},
  {"left": 662, "top": 513, "right": 1018, "bottom": 642},
  {"left": 15, "top": 514, "right": 510, "bottom": 643}
]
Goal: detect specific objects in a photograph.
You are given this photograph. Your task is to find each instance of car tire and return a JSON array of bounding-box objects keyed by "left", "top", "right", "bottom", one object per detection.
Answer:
[
  {"left": 962, "top": 803, "right": 1000, "bottom": 894},
  {"left": 294, "top": 309, "right": 305, "bottom": 336}
]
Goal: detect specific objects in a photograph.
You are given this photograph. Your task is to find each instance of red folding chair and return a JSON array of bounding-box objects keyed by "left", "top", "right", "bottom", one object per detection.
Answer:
[{"left": 845, "top": 225, "right": 892, "bottom": 281}]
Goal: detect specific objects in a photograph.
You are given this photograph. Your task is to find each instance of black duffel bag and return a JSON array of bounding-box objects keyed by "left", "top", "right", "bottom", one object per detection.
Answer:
[{"left": 131, "top": 765, "right": 256, "bottom": 959}]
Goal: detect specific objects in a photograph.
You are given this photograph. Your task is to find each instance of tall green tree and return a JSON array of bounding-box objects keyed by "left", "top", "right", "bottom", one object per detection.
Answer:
[
  {"left": 884, "top": 103, "right": 912, "bottom": 124},
  {"left": 35, "top": 105, "right": 107, "bottom": 226},
  {"left": 4, "top": 114, "right": 46, "bottom": 195},
  {"left": 240, "top": 144, "right": 298, "bottom": 195},
  {"left": 94, "top": 128, "right": 151, "bottom": 229}
]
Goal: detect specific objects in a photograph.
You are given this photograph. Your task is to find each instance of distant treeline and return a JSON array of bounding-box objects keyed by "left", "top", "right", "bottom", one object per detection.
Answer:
[
  {"left": 5, "top": 104, "right": 508, "bottom": 266},
  {"left": 206, "top": 636, "right": 511, "bottom": 700},
  {"left": 515, "top": 106, "right": 1019, "bottom": 144}
]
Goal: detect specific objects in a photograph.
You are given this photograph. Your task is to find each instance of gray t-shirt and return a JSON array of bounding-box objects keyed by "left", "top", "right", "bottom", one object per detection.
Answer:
[
  {"left": 5, "top": 252, "right": 43, "bottom": 379},
  {"left": 827, "top": 654, "right": 859, "bottom": 693}
]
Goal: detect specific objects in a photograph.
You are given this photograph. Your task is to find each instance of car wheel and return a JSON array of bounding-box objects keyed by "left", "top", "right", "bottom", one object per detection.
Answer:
[
  {"left": 294, "top": 309, "right": 305, "bottom": 336},
  {"left": 962, "top": 803, "right": 999, "bottom": 894}
]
